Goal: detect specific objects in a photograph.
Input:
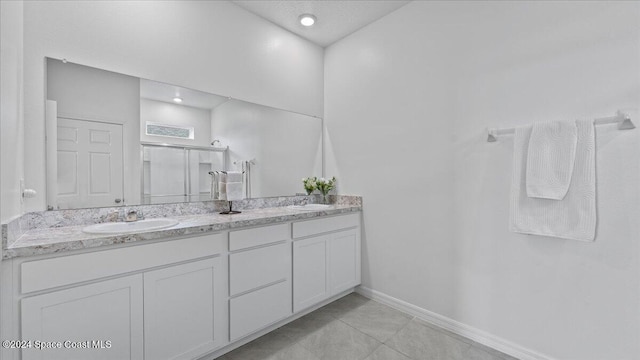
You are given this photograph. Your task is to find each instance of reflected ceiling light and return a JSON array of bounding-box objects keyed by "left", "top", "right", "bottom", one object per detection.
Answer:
[
  {"left": 173, "top": 97, "right": 183, "bottom": 103},
  {"left": 299, "top": 14, "right": 316, "bottom": 27}
]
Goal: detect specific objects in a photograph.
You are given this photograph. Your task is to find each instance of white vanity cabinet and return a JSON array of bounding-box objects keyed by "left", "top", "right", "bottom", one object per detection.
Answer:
[
  {"left": 21, "top": 274, "right": 144, "bottom": 360},
  {"left": 144, "top": 257, "right": 227, "bottom": 360},
  {"left": 293, "top": 213, "right": 361, "bottom": 312},
  {"left": 328, "top": 228, "right": 361, "bottom": 295},
  {"left": 17, "top": 233, "right": 228, "bottom": 360},
  {"left": 5, "top": 211, "right": 361, "bottom": 360},
  {"left": 228, "top": 223, "right": 292, "bottom": 341}
]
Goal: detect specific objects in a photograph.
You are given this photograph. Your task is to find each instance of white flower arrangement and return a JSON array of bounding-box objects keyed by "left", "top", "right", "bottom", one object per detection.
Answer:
[
  {"left": 302, "top": 177, "right": 317, "bottom": 195},
  {"left": 316, "top": 177, "right": 337, "bottom": 198}
]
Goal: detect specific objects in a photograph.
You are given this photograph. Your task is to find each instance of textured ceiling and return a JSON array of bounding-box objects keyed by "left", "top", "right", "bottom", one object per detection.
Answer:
[{"left": 232, "top": 0, "right": 411, "bottom": 47}]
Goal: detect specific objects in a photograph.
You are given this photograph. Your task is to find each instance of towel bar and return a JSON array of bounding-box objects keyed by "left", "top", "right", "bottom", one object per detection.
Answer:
[{"left": 487, "top": 110, "right": 634, "bottom": 142}]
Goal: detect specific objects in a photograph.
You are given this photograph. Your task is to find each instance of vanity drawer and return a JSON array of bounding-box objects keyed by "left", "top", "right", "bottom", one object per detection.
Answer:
[
  {"left": 21, "top": 233, "right": 226, "bottom": 294},
  {"left": 293, "top": 213, "right": 360, "bottom": 239},
  {"left": 229, "top": 223, "right": 290, "bottom": 251},
  {"left": 229, "top": 280, "right": 291, "bottom": 341},
  {"left": 229, "top": 242, "right": 290, "bottom": 296}
]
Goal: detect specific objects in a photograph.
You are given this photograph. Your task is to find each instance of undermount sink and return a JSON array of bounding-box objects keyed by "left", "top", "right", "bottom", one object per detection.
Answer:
[
  {"left": 287, "top": 204, "right": 332, "bottom": 211},
  {"left": 82, "top": 218, "right": 179, "bottom": 234}
]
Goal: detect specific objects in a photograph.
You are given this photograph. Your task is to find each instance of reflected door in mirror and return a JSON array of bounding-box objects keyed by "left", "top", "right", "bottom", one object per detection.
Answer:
[{"left": 57, "top": 118, "right": 124, "bottom": 209}]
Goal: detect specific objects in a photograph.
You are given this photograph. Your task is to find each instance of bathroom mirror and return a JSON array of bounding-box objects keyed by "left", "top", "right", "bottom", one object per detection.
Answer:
[{"left": 45, "top": 58, "right": 323, "bottom": 210}]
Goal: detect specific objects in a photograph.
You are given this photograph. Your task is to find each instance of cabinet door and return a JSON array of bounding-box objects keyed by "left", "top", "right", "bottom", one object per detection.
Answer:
[
  {"left": 329, "top": 228, "right": 361, "bottom": 295},
  {"left": 144, "top": 257, "right": 227, "bottom": 360},
  {"left": 293, "top": 235, "right": 330, "bottom": 312},
  {"left": 21, "top": 274, "right": 144, "bottom": 360}
]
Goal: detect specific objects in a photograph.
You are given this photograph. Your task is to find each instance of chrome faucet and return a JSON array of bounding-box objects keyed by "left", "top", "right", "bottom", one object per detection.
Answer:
[
  {"left": 106, "top": 209, "right": 120, "bottom": 222},
  {"left": 125, "top": 210, "right": 138, "bottom": 222},
  {"left": 124, "top": 208, "right": 143, "bottom": 222}
]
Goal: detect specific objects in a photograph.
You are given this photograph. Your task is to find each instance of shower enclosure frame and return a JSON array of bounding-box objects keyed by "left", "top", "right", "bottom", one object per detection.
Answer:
[{"left": 140, "top": 142, "right": 228, "bottom": 204}]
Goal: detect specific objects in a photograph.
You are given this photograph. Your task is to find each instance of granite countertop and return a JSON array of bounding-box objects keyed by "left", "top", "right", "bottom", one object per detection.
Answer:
[{"left": 4, "top": 204, "right": 361, "bottom": 259}]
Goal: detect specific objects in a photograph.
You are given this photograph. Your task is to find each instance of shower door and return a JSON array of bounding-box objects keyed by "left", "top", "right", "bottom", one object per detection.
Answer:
[
  {"left": 142, "top": 144, "right": 227, "bottom": 204},
  {"left": 143, "top": 146, "right": 187, "bottom": 204}
]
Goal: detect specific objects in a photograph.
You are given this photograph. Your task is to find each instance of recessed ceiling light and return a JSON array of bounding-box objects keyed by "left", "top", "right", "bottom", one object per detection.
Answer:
[
  {"left": 299, "top": 14, "right": 316, "bottom": 27},
  {"left": 173, "top": 97, "right": 183, "bottom": 103}
]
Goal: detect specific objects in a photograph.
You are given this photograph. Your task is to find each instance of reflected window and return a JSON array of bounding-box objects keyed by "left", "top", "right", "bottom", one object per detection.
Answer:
[{"left": 145, "top": 122, "right": 194, "bottom": 139}]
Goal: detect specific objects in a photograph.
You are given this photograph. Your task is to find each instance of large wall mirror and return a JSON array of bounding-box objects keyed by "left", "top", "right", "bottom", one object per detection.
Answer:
[{"left": 45, "top": 58, "right": 323, "bottom": 210}]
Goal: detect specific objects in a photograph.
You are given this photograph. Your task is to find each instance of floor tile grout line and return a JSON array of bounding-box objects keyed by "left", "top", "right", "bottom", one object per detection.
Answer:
[
  {"left": 333, "top": 316, "right": 384, "bottom": 345},
  {"left": 384, "top": 316, "right": 478, "bottom": 360},
  {"left": 379, "top": 315, "right": 413, "bottom": 345},
  {"left": 225, "top": 328, "right": 312, "bottom": 360},
  {"left": 385, "top": 341, "right": 417, "bottom": 360},
  {"left": 310, "top": 296, "right": 506, "bottom": 359},
  {"left": 285, "top": 316, "right": 382, "bottom": 359},
  {"left": 333, "top": 298, "right": 443, "bottom": 345},
  {"left": 362, "top": 342, "right": 385, "bottom": 360},
  {"left": 228, "top": 293, "right": 517, "bottom": 360},
  {"left": 323, "top": 298, "right": 430, "bottom": 360},
  {"left": 378, "top": 316, "right": 417, "bottom": 360},
  {"left": 273, "top": 306, "right": 341, "bottom": 344},
  {"left": 327, "top": 300, "right": 401, "bottom": 343},
  {"left": 328, "top": 317, "right": 420, "bottom": 360},
  {"left": 385, "top": 343, "right": 420, "bottom": 360},
  {"left": 412, "top": 316, "right": 481, "bottom": 346},
  {"left": 329, "top": 297, "right": 414, "bottom": 342},
  {"left": 292, "top": 317, "right": 383, "bottom": 360}
]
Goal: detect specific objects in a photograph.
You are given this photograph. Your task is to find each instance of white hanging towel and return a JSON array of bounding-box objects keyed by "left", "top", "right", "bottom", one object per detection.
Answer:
[
  {"left": 218, "top": 171, "right": 244, "bottom": 201},
  {"left": 218, "top": 183, "right": 226, "bottom": 201},
  {"left": 224, "top": 182, "right": 243, "bottom": 201},
  {"left": 225, "top": 171, "right": 243, "bottom": 183},
  {"left": 526, "top": 121, "right": 577, "bottom": 200},
  {"left": 510, "top": 119, "right": 596, "bottom": 241}
]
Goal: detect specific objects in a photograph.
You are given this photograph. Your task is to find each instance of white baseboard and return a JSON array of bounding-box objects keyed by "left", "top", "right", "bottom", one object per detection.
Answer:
[{"left": 356, "top": 286, "right": 555, "bottom": 360}]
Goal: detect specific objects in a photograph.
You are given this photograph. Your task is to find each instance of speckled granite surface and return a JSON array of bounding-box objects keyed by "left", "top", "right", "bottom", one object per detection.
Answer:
[{"left": 2, "top": 195, "right": 362, "bottom": 259}]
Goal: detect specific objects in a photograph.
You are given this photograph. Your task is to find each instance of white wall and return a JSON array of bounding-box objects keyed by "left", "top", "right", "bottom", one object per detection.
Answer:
[
  {"left": 1, "top": 0, "right": 25, "bottom": 223},
  {"left": 0, "top": 0, "right": 24, "bottom": 348},
  {"left": 325, "top": 1, "right": 640, "bottom": 359},
  {"left": 21, "top": 0, "right": 324, "bottom": 212},
  {"left": 140, "top": 99, "right": 212, "bottom": 148},
  {"left": 211, "top": 100, "right": 323, "bottom": 198}
]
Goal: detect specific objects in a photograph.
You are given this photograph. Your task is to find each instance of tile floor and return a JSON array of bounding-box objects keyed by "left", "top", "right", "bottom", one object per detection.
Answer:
[{"left": 219, "top": 293, "right": 519, "bottom": 360}]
